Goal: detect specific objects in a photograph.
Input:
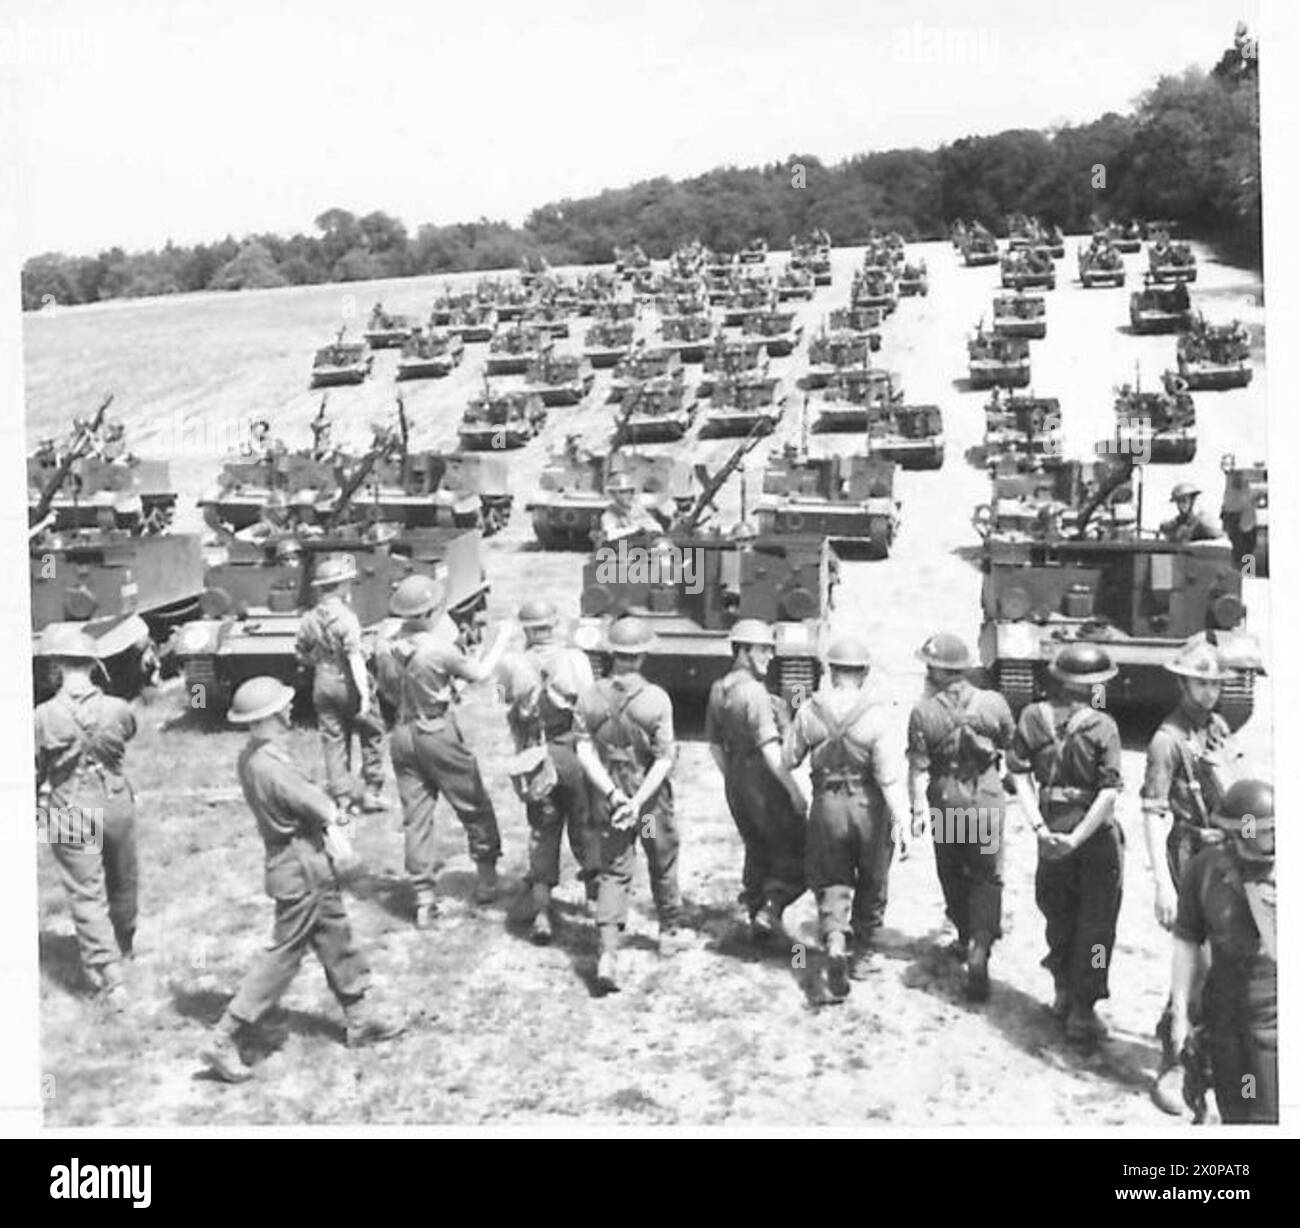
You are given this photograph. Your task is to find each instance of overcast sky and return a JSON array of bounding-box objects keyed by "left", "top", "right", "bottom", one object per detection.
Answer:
[{"left": 5, "top": 0, "right": 1261, "bottom": 257}]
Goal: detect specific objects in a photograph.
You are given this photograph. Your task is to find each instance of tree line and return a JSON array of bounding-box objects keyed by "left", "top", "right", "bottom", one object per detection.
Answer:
[{"left": 21, "top": 25, "right": 1260, "bottom": 311}]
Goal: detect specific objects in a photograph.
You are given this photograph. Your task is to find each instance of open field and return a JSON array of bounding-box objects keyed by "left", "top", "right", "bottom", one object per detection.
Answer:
[{"left": 27, "top": 239, "right": 1271, "bottom": 1126}]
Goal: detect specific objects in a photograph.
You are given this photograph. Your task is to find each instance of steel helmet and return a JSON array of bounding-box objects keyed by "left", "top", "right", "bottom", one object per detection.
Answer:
[
  {"left": 730, "top": 618, "right": 775, "bottom": 649},
  {"left": 1212, "top": 779, "right": 1275, "bottom": 862},
  {"left": 310, "top": 553, "right": 357, "bottom": 588},
  {"left": 1164, "top": 641, "right": 1234, "bottom": 682},
  {"left": 40, "top": 625, "right": 100, "bottom": 660},
  {"left": 606, "top": 616, "right": 655, "bottom": 654},
  {"left": 1048, "top": 642, "right": 1117, "bottom": 686},
  {"left": 606, "top": 471, "right": 637, "bottom": 493},
  {"left": 227, "top": 676, "right": 294, "bottom": 724},
  {"left": 917, "top": 632, "right": 972, "bottom": 671},
  {"left": 1170, "top": 481, "right": 1201, "bottom": 501},
  {"left": 518, "top": 598, "right": 559, "bottom": 629},
  {"left": 730, "top": 520, "right": 758, "bottom": 541},
  {"left": 389, "top": 574, "right": 446, "bottom": 619},
  {"left": 825, "top": 636, "right": 872, "bottom": 669}
]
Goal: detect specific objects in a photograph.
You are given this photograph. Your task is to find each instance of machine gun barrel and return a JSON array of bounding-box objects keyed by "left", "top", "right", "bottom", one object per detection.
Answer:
[
  {"left": 1072, "top": 454, "right": 1136, "bottom": 539},
  {"left": 31, "top": 393, "right": 114, "bottom": 526},
  {"left": 680, "top": 419, "right": 768, "bottom": 532},
  {"left": 324, "top": 427, "right": 401, "bottom": 531}
]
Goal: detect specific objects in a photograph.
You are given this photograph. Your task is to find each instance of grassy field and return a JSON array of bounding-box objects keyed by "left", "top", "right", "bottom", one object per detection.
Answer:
[{"left": 29, "top": 241, "right": 1271, "bottom": 1126}]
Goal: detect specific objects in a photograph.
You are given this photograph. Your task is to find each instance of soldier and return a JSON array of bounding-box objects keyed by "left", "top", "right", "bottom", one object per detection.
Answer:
[
  {"left": 1160, "top": 482, "right": 1221, "bottom": 542},
  {"left": 1170, "top": 780, "right": 1276, "bottom": 1124},
  {"left": 705, "top": 619, "right": 808, "bottom": 942},
  {"left": 1143, "top": 640, "right": 1243, "bottom": 1114},
  {"left": 500, "top": 598, "right": 599, "bottom": 944},
  {"left": 295, "top": 554, "right": 386, "bottom": 815},
  {"left": 234, "top": 490, "right": 291, "bottom": 543},
  {"left": 784, "top": 637, "right": 910, "bottom": 1001},
  {"left": 598, "top": 471, "right": 666, "bottom": 544},
  {"left": 573, "top": 617, "right": 682, "bottom": 992},
  {"left": 34, "top": 627, "right": 138, "bottom": 1009},
  {"left": 1007, "top": 643, "right": 1124, "bottom": 1043},
  {"left": 906, "top": 633, "right": 1014, "bottom": 1001},
  {"left": 201, "top": 677, "right": 404, "bottom": 1083},
  {"left": 374, "top": 574, "right": 513, "bottom": 927}
]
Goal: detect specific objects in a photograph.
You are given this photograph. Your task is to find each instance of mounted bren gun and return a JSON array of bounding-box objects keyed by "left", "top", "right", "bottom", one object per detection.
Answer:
[
  {"left": 676, "top": 418, "right": 769, "bottom": 533},
  {"left": 30, "top": 394, "right": 114, "bottom": 534},
  {"left": 322, "top": 421, "right": 404, "bottom": 534}
]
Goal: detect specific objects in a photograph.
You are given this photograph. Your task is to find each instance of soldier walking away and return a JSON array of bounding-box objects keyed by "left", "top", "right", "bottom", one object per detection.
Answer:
[
  {"left": 906, "top": 633, "right": 1014, "bottom": 1001},
  {"left": 706, "top": 619, "right": 808, "bottom": 943},
  {"left": 296, "top": 553, "right": 387, "bottom": 814},
  {"left": 201, "top": 677, "right": 405, "bottom": 1083},
  {"left": 34, "top": 627, "right": 138, "bottom": 1011},
  {"left": 573, "top": 617, "right": 683, "bottom": 993},
  {"left": 1007, "top": 643, "right": 1124, "bottom": 1043},
  {"left": 1160, "top": 482, "right": 1221, "bottom": 543},
  {"left": 500, "top": 598, "right": 599, "bottom": 944},
  {"left": 1170, "top": 780, "right": 1276, "bottom": 1124},
  {"left": 784, "top": 637, "right": 910, "bottom": 1003},
  {"left": 1143, "top": 640, "right": 1243, "bottom": 1114},
  {"left": 374, "top": 574, "right": 514, "bottom": 927}
]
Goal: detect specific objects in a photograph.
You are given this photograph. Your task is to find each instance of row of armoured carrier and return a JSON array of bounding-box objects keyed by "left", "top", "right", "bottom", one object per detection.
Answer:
[{"left": 953, "top": 214, "right": 1265, "bottom": 729}]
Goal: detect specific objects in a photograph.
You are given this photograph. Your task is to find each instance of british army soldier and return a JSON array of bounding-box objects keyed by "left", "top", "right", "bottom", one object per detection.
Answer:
[
  {"left": 500, "top": 597, "right": 600, "bottom": 944},
  {"left": 1170, "top": 780, "right": 1277, "bottom": 1124},
  {"left": 1143, "top": 639, "right": 1243, "bottom": 1113},
  {"left": 202, "top": 677, "right": 404, "bottom": 1083},
  {"left": 597, "top": 471, "right": 666, "bottom": 544},
  {"left": 574, "top": 617, "right": 684, "bottom": 992},
  {"left": 705, "top": 619, "right": 808, "bottom": 942},
  {"left": 1007, "top": 643, "right": 1124, "bottom": 1043},
  {"left": 374, "top": 574, "right": 513, "bottom": 927},
  {"left": 295, "top": 553, "right": 386, "bottom": 814},
  {"left": 34, "top": 627, "right": 139, "bottom": 1009},
  {"left": 906, "top": 633, "right": 1014, "bottom": 1001},
  {"left": 1160, "top": 482, "right": 1221, "bottom": 543},
  {"left": 783, "top": 637, "right": 911, "bottom": 1001}
]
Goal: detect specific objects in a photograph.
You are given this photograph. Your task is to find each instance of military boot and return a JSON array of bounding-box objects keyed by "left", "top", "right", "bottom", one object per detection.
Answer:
[
  {"left": 1049, "top": 980, "right": 1070, "bottom": 1020},
  {"left": 595, "top": 927, "right": 621, "bottom": 994},
  {"left": 201, "top": 1016, "right": 252, "bottom": 1084},
  {"left": 965, "top": 938, "right": 991, "bottom": 1002},
  {"left": 473, "top": 860, "right": 498, "bottom": 905},
  {"left": 1152, "top": 1013, "right": 1186, "bottom": 1116},
  {"left": 529, "top": 883, "right": 553, "bottom": 945},
  {"left": 345, "top": 1000, "right": 408, "bottom": 1048},
  {"left": 824, "top": 932, "right": 851, "bottom": 1001},
  {"left": 751, "top": 902, "right": 785, "bottom": 944},
  {"left": 1066, "top": 1004, "right": 1110, "bottom": 1044}
]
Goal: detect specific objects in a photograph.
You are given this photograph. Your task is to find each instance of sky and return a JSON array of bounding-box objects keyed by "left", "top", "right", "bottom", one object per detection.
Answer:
[{"left": 3, "top": 0, "right": 1263, "bottom": 257}]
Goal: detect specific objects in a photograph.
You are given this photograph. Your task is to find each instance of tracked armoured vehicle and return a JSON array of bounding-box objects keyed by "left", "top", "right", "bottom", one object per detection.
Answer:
[
  {"left": 1129, "top": 277, "right": 1194, "bottom": 334},
  {"left": 309, "top": 331, "right": 373, "bottom": 388},
  {"left": 458, "top": 389, "right": 547, "bottom": 450},
  {"left": 1001, "top": 249, "right": 1056, "bottom": 291},
  {"left": 701, "top": 372, "right": 787, "bottom": 438},
  {"left": 810, "top": 364, "right": 904, "bottom": 433},
  {"left": 803, "top": 329, "right": 875, "bottom": 389},
  {"left": 520, "top": 351, "right": 596, "bottom": 407},
  {"left": 485, "top": 324, "right": 553, "bottom": 377},
  {"left": 609, "top": 345, "right": 684, "bottom": 402},
  {"left": 976, "top": 392, "right": 1064, "bottom": 472},
  {"left": 866, "top": 403, "right": 945, "bottom": 469},
  {"left": 660, "top": 314, "right": 714, "bottom": 363},
  {"left": 582, "top": 318, "right": 635, "bottom": 369},
  {"left": 897, "top": 261, "right": 929, "bottom": 297},
  {"left": 826, "top": 306, "right": 883, "bottom": 351},
  {"left": 697, "top": 336, "right": 766, "bottom": 399},
  {"left": 1173, "top": 317, "right": 1253, "bottom": 390},
  {"left": 1105, "top": 383, "right": 1197, "bottom": 464},
  {"left": 755, "top": 445, "right": 900, "bottom": 558},
  {"left": 446, "top": 303, "right": 498, "bottom": 343},
  {"left": 775, "top": 265, "right": 815, "bottom": 302},
  {"left": 968, "top": 326, "right": 1031, "bottom": 389},
  {"left": 1078, "top": 241, "right": 1126, "bottom": 288},
  {"left": 363, "top": 304, "right": 416, "bottom": 349},
  {"left": 1148, "top": 237, "right": 1198, "bottom": 283},
  {"left": 992, "top": 291, "right": 1047, "bottom": 340},
  {"left": 740, "top": 309, "right": 803, "bottom": 357},
  {"left": 850, "top": 268, "right": 898, "bottom": 314},
  {"left": 978, "top": 462, "right": 1261, "bottom": 728},
  {"left": 396, "top": 328, "right": 465, "bottom": 380},
  {"left": 614, "top": 377, "right": 697, "bottom": 444}
]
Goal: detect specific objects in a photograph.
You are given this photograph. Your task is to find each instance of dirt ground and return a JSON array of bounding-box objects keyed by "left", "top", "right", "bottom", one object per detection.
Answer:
[{"left": 25, "top": 239, "right": 1271, "bottom": 1126}]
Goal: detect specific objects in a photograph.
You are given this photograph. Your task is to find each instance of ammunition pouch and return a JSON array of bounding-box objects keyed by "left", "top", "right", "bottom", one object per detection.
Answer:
[{"left": 1042, "top": 786, "right": 1094, "bottom": 834}]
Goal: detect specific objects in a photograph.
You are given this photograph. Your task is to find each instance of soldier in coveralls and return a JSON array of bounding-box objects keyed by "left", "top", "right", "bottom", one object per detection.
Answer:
[
  {"left": 1143, "top": 640, "right": 1244, "bottom": 1114},
  {"left": 34, "top": 627, "right": 138, "bottom": 1009},
  {"left": 1160, "top": 482, "right": 1222, "bottom": 543},
  {"left": 1170, "top": 780, "right": 1276, "bottom": 1124},
  {"left": 574, "top": 617, "right": 683, "bottom": 993},
  {"left": 784, "top": 637, "right": 911, "bottom": 1001},
  {"left": 374, "top": 574, "right": 514, "bottom": 927},
  {"left": 598, "top": 471, "right": 666, "bottom": 545},
  {"left": 1008, "top": 643, "right": 1124, "bottom": 1043},
  {"left": 500, "top": 597, "right": 599, "bottom": 944},
  {"left": 705, "top": 618, "right": 807, "bottom": 942},
  {"left": 295, "top": 553, "right": 386, "bottom": 814},
  {"left": 907, "top": 633, "right": 1014, "bottom": 1001},
  {"left": 201, "top": 677, "right": 405, "bottom": 1083}
]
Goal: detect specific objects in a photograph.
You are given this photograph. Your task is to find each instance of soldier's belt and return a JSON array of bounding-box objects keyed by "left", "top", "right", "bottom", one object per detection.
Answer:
[
  {"left": 1042, "top": 785, "right": 1092, "bottom": 804},
  {"left": 815, "top": 773, "right": 872, "bottom": 793}
]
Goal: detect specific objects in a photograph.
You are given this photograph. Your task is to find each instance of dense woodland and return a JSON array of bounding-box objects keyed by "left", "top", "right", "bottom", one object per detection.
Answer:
[{"left": 21, "top": 27, "right": 1260, "bottom": 310}]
